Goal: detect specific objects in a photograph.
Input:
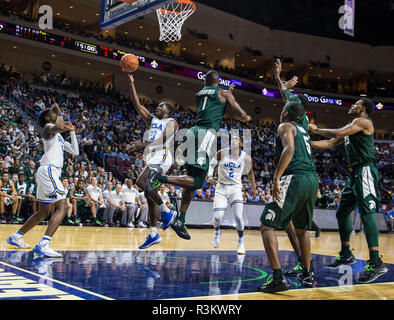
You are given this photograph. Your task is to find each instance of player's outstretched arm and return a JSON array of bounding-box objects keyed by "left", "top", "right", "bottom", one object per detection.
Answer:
[
  {"left": 310, "top": 137, "right": 344, "bottom": 150},
  {"left": 207, "top": 150, "right": 222, "bottom": 184},
  {"left": 272, "top": 123, "right": 296, "bottom": 201},
  {"left": 63, "top": 122, "right": 79, "bottom": 156},
  {"left": 246, "top": 155, "right": 257, "bottom": 197},
  {"left": 274, "top": 59, "right": 298, "bottom": 104},
  {"left": 308, "top": 118, "right": 371, "bottom": 139},
  {"left": 126, "top": 73, "right": 152, "bottom": 124},
  {"left": 220, "top": 89, "right": 251, "bottom": 123}
]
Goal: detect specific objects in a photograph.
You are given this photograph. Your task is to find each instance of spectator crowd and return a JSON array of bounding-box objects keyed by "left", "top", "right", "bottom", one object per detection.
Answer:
[{"left": 0, "top": 62, "right": 392, "bottom": 231}]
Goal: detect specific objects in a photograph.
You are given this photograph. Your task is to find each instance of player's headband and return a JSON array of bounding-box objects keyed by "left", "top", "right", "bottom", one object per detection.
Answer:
[{"left": 285, "top": 102, "right": 303, "bottom": 121}]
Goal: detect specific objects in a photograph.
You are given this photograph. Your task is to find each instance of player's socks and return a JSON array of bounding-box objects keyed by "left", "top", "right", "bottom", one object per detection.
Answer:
[
  {"left": 273, "top": 268, "right": 283, "bottom": 280},
  {"left": 179, "top": 211, "right": 186, "bottom": 224},
  {"left": 150, "top": 227, "right": 158, "bottom": 237},
  {"left": 16, "top": 230, "right": 24, "bottom": 237},
  {"left": 369, "top": 250, "right": 379, "bottom": 265},
  {"left": 38, "top": 236, "right": 51, "bottom": 248},
  {"left": 340, "top": 244, "right": 351, "bottom": 256}
]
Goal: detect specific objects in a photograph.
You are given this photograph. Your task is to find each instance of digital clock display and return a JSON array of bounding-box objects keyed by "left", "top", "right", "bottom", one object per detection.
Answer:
[{"left": 75, "top": 41, "right": 98, "bottom": 54}]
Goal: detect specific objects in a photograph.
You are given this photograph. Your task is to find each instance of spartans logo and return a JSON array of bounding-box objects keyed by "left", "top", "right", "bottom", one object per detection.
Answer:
[
  {"left": 369, "top": 200, "right": 376, "bottom": 211},
  {"left": 265, "top": 209, "right": 276, "bottom": 221}
]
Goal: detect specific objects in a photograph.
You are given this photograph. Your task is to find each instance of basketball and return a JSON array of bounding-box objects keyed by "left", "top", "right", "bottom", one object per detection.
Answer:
[{"left": 120, "top": 54, "right": 139, "bottom": 73}]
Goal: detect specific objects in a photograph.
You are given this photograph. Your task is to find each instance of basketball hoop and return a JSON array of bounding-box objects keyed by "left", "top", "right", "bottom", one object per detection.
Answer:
[{"left": 156, "top": 0, "right": 196, "bottom": 42}]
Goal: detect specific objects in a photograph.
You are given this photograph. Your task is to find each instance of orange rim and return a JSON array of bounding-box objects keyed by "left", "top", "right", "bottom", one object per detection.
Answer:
[{"left": 158, "top": 0, "right": 196, "bottom": 14}]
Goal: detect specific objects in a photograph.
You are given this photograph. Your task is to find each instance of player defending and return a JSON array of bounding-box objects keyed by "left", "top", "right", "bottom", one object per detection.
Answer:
[
  {"left": 309, "top": 98, "right": 388, "bottom": 283},
  {"left": 207, "top": 135, "right": 256, "bottom": 254},
  {"left": 145, "top": 70, "right": 251, "bottom": 240},
  {"left": 126, "top": 74, "right": 179, "bottom": 249},
  {"left": 6, "top": 103, "right": 79, "bottom": 257},
  {"left": 273, "top": 58, "right": 317, "bottom": 277},
  {"left": 258, "top": 101, "right": 318, "bottom": 293}
]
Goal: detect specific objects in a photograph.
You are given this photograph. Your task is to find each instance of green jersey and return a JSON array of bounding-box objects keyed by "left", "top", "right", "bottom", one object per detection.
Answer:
[
  {"left": 74, "top": 187, "right": 87, "bottom": 206},
  {"left": 1, "top": 181, "right": 12, "bottom": 195},
  {"left": 344, "top": 117, "right": 376, "bottom": 168},
  {"left": 195, "top": 86, "right": 226, "bottom": 131},
  {"left": 275, "top": 121, "right": 316, "bottom": 175}
]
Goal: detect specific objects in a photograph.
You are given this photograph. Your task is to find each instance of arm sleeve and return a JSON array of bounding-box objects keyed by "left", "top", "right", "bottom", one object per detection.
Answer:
[{"left": 63, "top": 131, "right": 79, "bottom": 156}]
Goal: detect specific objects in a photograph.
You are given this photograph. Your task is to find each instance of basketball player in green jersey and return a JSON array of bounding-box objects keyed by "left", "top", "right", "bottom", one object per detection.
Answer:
[
  {"left": 309, "top": 98, "right": 388, "bottom": 283},
  {"left": 145, "top": 70, "right": 251, "bottom": 240},
  {"left": 273, "top": 59, "right": 319, "bottom": 278},
  {"left": 258, "top": 101, "right": 319, "bottom": 293}
]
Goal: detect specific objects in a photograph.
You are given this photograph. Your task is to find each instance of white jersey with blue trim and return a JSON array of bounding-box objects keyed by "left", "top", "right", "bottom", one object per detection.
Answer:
[
  {"left": 40, "top": 133, "right": 66, "bottom": 168},
  {"left": 217, "top": 150, "right": 247, "bottom": 185},
  {"left": 146, "top": 116, "right": 176, "bottom": 147}
]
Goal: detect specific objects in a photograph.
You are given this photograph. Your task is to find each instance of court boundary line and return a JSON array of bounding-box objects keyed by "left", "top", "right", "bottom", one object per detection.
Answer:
[
  {"left": 0, "top": 261, "right": 114, "bottom": 300},
  {"left": 169, "top": 281, "right": 394, "bottom": 300}
]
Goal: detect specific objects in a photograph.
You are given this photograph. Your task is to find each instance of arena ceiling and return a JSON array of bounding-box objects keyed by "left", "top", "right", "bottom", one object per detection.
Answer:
[{"left": 195, "top": 0, "right": 394, "bottom": 46}]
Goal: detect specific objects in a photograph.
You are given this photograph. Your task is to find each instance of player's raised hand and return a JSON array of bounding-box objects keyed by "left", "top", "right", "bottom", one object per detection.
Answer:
[
  {"left": 241, "top": 114, "right": 252, "bottom": 123},
  {"left": 283, "top": 76, "right": 298, "bottom": 90},
  {"left": 272, "top": 178, "right": 282, "bottom": 201},
  {"left": 126, "top": 73, "right": 135, "bottom": 84},
  {"left": 64, "top": 122, "right": 76, "bottom": 131},
  {"left": 274, "top": 59, "right": 282, "bottom": 78},
  {"left": 229, "top": 83, "right": 236, "bottom": 92}
]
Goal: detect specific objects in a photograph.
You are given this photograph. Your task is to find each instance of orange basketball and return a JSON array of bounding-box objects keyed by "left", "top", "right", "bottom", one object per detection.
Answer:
[{"left": 120, "top": 54, "right": 139, "bottom": 73}]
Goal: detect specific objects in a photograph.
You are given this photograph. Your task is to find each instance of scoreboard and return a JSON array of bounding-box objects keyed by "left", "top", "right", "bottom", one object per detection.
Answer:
[{"left": 0, "top": 21, "right": 392, "bottom": 111}]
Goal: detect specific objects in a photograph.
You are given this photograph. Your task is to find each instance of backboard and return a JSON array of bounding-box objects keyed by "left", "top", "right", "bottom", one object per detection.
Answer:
[{"left": 100, "top": 0, "right": 177, "bottom": 30}]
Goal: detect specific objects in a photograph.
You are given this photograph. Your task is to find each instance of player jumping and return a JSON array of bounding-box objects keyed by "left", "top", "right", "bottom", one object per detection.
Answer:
[
  {"left": 145, "top": 70, "right": 251, "bottom": 240},
  {"left": 126, "top": 74, "right": 179, "bottom": 249}
]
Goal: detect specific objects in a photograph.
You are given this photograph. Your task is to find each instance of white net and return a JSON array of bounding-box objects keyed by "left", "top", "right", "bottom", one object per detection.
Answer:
[{"left": 156, "top": 0, "right": 196, "bottom": 42}]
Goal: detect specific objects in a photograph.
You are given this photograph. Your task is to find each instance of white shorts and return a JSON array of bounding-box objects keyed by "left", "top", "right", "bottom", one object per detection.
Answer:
[
  {"left": 36, "top": 166, "right": 66, "bottom": 204},
  {"left": 146, "top": 148, "right": 173, "bottom": 174},
  {"left": 213, "top": 183, "right": 244, "bottom": 211}
]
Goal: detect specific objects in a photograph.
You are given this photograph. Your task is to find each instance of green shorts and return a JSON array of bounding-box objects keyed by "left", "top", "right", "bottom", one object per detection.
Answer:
[
  {"left": 183, "top": 126, "right": 217, "bottom": 190},
  {"left": 260, "top": 173, "right": 319, "bottom": 230},
  {"left": 337, "top": 163, "right": 380, "bottom": 216}
]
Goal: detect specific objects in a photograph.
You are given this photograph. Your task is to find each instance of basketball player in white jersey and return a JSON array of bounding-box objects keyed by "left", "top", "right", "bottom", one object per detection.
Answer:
[
  {"left": 7, "top": 103, "right": 79, "bottom": 257},
  {"left": 126, "top": 74, "right": 179, "bottom": 249},
  {"left": 207, "top": 135, "right": 256, "bottom": 254}
]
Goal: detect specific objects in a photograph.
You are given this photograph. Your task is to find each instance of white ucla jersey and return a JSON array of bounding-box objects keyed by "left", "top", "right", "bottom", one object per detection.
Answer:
[
  {"left": 40, "top": 132, "right": 65, "bottom": 168},
  {"left": 146, "top": 116, "right": 176, "bottom": 145},
  {"left": 218, "top": 150, "right": 247, "bottom": 185}
]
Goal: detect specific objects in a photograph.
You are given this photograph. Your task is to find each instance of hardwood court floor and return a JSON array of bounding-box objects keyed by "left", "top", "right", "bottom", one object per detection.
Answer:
[{"left": 0, "top": 224, "right": 393, "bottom": 300}]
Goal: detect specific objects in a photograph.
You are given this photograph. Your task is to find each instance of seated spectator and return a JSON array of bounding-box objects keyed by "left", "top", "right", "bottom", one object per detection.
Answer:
[
  {"left": 69, "top": 178, "right": 90, "bottom": 225},
  {"left": 0, "top": 171, "right": 20, "bottom": 224},
  {"left": 383, "top": 205, "right": 394, "bottom": 233},
  {"left": 86, "top": 177, "right": 105, "bottom": 226},
  {"left": 194, "top": 189, "right": 205, "bottom": 200},
  {"left": 121, "top": 178, "right": 140, "bottom": 228},
  {"left": 135, "top": 185, "right": 148, "bottom": 228},
  {"left": 103, "top": 183, "right": 125, "bottom": 227}
]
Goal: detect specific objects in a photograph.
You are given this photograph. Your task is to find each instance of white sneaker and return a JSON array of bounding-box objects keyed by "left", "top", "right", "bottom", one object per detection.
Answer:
[
  {"left": 7, "top": 234, "right": 31, "bottom": 249},
  {"left": 127, "top": 222, "right": 135, "bottom": 228},
  {"left": 212, "top": 231, "right": 221, "bottom": 248},
  {"left": 138, "top": 221, "right": 147, "bottom": 228},
  {"left": 237, "top": 239, "right": 245, "bottom": 255},
  {"left": 33, "top": 243, "right": 62, "bottom": 258}
]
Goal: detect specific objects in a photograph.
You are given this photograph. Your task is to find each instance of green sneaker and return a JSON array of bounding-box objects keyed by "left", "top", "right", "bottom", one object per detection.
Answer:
[
  {"left": 16, "top": 217, "right": 24, "bottom": 223},
  {"left": 93, "top": 219, "right": 103, "bottom": 226},
  {"left": 258, "top": 274, "right": 291, "bottom": 293},
  {"left": 74, "top": 217, "right": 81, "bottom": 224},
  {"left": 66, "top": 218, "right": 75, "bottom": 225},
  {"left": 284, "top": 261, "right": 303, "bottom": 277},
  {"left": 357, "top": 257, "right": 389, "bottom": 284}
]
